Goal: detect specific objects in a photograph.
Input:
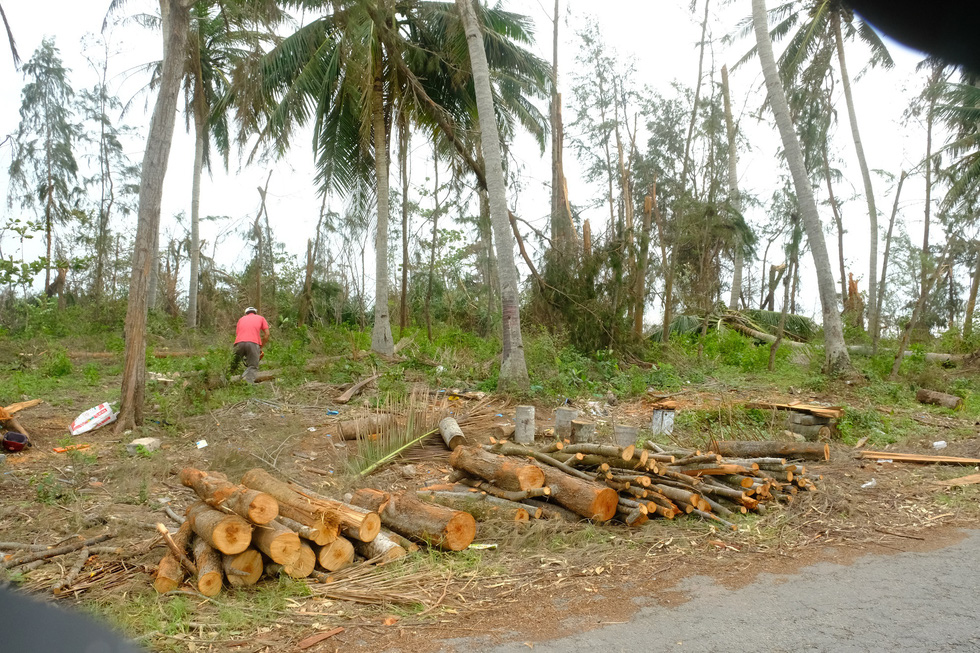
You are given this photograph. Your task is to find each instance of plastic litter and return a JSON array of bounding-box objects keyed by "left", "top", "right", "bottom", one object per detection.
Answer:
[
  {"left": 468, "top": 543, "right": 497, "bottom": 550},
  {"left": 70, "top": 403, "right": 117, "bottom": 436},
  {"left": 861, "top": 478, "right": 877, "bottom": 489},
  {"left": 196, "top": 439, "right": 208, "bottom": 449},
  {"left": 933, "top": 440, "right": 948, "bottom": 450},
  {"left": 326, "top": 410, "right": 339, "bottom": 416},
  {"left": 308, "top": 427, "right": 317, "bottom": 432}
]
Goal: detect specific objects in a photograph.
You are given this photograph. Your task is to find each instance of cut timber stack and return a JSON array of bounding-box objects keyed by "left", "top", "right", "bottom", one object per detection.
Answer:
[
  {"left": 433, "top": 438, "right": 826, "bottom": 531},
  {"left": 153, "top": 468, "right": 386, "bottom": 596}
]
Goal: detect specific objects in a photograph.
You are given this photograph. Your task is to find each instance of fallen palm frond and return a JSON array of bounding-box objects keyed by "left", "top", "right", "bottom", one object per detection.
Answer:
[
  {"left": 347, "top": 393, "right": 503, "bottom": 476},
  {"left": 307, "top": 558, "right": 447, "bottom": 606}
]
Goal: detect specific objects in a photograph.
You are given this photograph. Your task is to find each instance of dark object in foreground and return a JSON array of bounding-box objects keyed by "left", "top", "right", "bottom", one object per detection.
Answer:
[
  {"left": 0, "top": 585, "right": 143, "bottom": 653},
  {"left": 848, "top": 0, "right": 980, "bottom": 74}
]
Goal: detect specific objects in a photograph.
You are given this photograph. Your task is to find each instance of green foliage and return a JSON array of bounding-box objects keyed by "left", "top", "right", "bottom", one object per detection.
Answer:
[
  {"left": 31, "top": 472, "right": 75, "bottom": 505},
  {"left": 43, "top": 348, "right": 74, "bottom": 377},
  {"left": 837, "top": 407, "right": 891, "bottom": 445}
]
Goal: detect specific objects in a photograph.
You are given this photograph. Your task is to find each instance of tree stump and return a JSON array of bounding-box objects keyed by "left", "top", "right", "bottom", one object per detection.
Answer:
[
  {"left": 514, "top": 405, "right": 535, "bottom": 444},
  {"left": 571, "top": 419, "right": 595, "bottom": 444},
  {"left": 554, "top": 407, "right": 578, "bottom": 439}
]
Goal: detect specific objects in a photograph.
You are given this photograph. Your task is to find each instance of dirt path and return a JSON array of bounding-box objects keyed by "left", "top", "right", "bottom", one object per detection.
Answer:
[{"left": 451, "top": 529, "right": 980, "bottom": 653}]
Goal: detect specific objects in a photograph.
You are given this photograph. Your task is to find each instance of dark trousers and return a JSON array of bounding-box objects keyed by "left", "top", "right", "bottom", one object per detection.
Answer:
[{"left": 230, "top": 341, "right": 261, "bottom": 382}]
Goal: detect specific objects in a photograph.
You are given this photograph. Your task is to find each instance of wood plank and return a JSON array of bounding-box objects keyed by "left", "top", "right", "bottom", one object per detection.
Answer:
[
  {"left": 933, "top": 473, "right": 980, "bottom": 487},
  {"left": 745, "top": 401, "right": 843, "bottom": 419},
  {"left": 859, "top": 451, "right": 980, "bottom": 465},
  {"left": 3, "top": 399, "right": 42, "bottom": 415}
]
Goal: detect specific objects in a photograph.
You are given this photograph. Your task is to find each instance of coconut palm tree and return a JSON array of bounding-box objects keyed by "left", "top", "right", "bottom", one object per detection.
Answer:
[
  {"left": 752, "top": 0, "right": 851, "bottom": 374},
  {"left": 739, "top": 1, "right": 893, "bottom": 337},
  {"left": 455, "top": 0, "right": 529, "bottom": 391},
  {"left": 233, "top": 0, "right": 547, "bottom": 358},
  {"left": 183, "top": 0, "right": 283, "bottom": 328}
]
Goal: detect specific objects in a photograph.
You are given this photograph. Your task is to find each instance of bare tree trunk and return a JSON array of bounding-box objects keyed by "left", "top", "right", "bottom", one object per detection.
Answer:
[
  {"left": 398, "top": 115, "right": 409, "bottom": 336},
  {"left": 873, "top": 170, "right": 906, "bottom": 352},
  {"left": 833, "top": 13, "right": 878, "bottom": 338},
  {"left": 753, "top": 0, "right": 851, "bottom": 375},
  {"left": 821, "top": 147, "right": 848, "bottom": 305},
  {"left": 769, "top": 258, "right": 792, "bottom": 371},
  {"left": 721, "top": 64, "right": 742, "bottom": 309},
  {"left": 549, "top": 0, "right": 575, "bottom": 249},
  {"left": 371, "top": 71, "right": 394, "bottom": 355},
  {"left": 298, "top": 239, "right": 314, "bottom": 327},
  {"left": 147, "top": 217, "right": 160, "bottom": 311},
  {"left": 187, "top": 103, "right": 204, "bottom": 328},
  {"left": 425, "top": 147, "right": 440, "bottom": 342},
  {"left": 633, "top": 191, "right": 654, "bottom": 337},
  {"left": 964, "top": 243, "right": 980, "bottom": 340},
  {"left": 923, "top": 86, "right": 937, "bottom": 300},
  {"left": 116, "top": 0, "right": 192, "bottom": 433},
  {"left": 663, "top": 0, "right": 710, "bottom": 344},
  {"left": 457, "top": 0, "right": 529, "bottom": 392}
]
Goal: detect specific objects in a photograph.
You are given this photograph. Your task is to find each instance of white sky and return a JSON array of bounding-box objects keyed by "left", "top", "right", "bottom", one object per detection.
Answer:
[{"left": 0, "top": 0, "right": 946, "bottom": 325}]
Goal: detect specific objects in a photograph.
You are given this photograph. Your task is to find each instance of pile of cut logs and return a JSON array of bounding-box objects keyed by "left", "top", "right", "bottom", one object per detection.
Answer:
[
  {"left": 153, "top": 468, "right": 478, "bottom": 596},
  {"left": 421, "top": 439, "right": 829, "bottom": 531}
]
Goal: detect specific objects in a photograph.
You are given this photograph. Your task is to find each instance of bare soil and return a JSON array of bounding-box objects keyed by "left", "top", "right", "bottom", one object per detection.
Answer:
[{"left": 2, "top": 377, "right": 979, "bottom": 652}]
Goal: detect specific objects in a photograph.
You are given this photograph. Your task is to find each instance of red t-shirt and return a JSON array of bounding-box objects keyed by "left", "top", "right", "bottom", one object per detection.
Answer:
[{"left": 235, "top": 313, "right": 269, "bottom": 345}]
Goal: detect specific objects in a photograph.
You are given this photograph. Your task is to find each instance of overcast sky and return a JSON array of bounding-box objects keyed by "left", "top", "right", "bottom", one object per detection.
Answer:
[{"left": 0, "top": 1, "right": 944, "bottom": 325}]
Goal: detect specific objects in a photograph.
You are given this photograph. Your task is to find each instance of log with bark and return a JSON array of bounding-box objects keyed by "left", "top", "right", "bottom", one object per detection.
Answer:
[
  {"left": 240, "top": 468, "right": 379, "bottom": 542},
  {"left": 252, "top": 519, "right": 302, "bottom": 565},
  {"left": 153, "top": 522, "right": 193, "bottom": 594},
  {"left": 192, "top": 536, "right": 223, "bottom": 597},
  {"left": 449, "top": 445, "right": 545, "bottom": 491},
  {"left": 417, "top": 490, "right": 531, "bottom": 522},
  {"left": 350, "top": 488, "right": 476, "bottom": 551},
  {"left": 352, "top": 529, "right": 410, "bottom": 564},
  {"left": 915, "top": 388, "right": 964, "bottom": 410},
  {"left": 316, "top": 536, "right": 355, "bottom": 571},
  {"left": 186, "top": 502, "right": 252, "bottom": 555},
  {"left": 539, "top": 465, "right": 619, "bottom": 522},
  {"left": 708, "top": 440, "right": 830, "bottom": 461},
  {"left": 179, "top": 468, "right": 279, "bottom": 524},
  {"left": 439, "top": 417, "right": 467, "bottom": 450},
  {"left": 222, "top": 548, "right": 263, "bottom": 587},
  {"left": 337, "top": 414, "right": 398, "bottom": 440}
]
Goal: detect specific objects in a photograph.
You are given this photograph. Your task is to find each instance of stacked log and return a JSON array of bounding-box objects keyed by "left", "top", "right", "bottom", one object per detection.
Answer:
[
  {"left": 153, "top": 468, "right": 388, "bottom": 595},
  {"left": 435, "top": 439, "right": 824, "bottom": 531}
]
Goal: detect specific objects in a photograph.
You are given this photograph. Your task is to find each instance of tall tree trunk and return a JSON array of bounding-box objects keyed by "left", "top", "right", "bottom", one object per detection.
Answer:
[
  {"left": 424, "top": 147, "right": 440, "bottom": 342},
  {"left": 371, "top": 73, "right": 394, "bottom": 356},
  {"left": 832, "top": 13, "right": 878, "bottom": 338},
  {"left": 821, "top": 147, "right": 848, "bottom": 304},
  {"left": 549, "top": 0, "right": 574, "bottom": 249},
  {"left": 398, "top": 115, "right": 409, "bottom": 336},
  {"left": 457, "top": 0, "right": 529, "bottom": 392},
  {"left": 923, "top": 85, "right": 937, "bottom": 301},
  {"left": 769, "top": 258, "right": 793, "bottom": 371},
  {"left": 187, "top": 105, "right": 204, "bottom": 328},
  {"left": 663, "top": 0, "right": 710, "bottom": 344},
  {"left": 721, "top": 65, "right": 742, "bottom": 310},
  {"left": 116, "top": 0, "right": 192, "bottom": 433},
  {"left": 752, "top": 0, "right": 851, "bottom": 375},
  {"left": 873, "top": 170, "right": 906, "bottom": 352},
  {"left": 298, "top": 238, "right": 314, "bottom": 327},
  {"left": 964, "top": 243, "right": 980, "bottom": 340},
  {"left": 633, "top": 191, "right": 654, "bottom": 337}
]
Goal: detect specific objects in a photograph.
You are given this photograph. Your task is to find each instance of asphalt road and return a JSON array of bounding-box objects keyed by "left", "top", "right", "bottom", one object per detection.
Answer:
[{"left": 452, "top": 529, "right": 980, "bottom": 653}]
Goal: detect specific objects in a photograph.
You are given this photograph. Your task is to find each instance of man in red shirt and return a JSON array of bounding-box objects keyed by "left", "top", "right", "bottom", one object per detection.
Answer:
[{"left": 230, "top": 307, "right": 270, "bottom": 383}]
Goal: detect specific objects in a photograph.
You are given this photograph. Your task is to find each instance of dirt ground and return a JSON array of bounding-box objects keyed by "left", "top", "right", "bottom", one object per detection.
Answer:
[{"left": 2, "top": 379, "right": 979, "bottom": 652}]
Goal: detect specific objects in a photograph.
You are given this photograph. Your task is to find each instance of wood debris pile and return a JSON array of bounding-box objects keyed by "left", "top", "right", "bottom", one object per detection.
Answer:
[
  {"left": 153, "top": 467, "right": 473, "bottom": 596},
  {"left": 426, "top": 436, "right": 829, "bottom": 531}
]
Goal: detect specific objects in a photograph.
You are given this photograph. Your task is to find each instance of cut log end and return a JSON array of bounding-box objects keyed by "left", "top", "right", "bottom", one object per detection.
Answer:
[{"left": 443, "top": 512, "right": 478, "bottom": 551}]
